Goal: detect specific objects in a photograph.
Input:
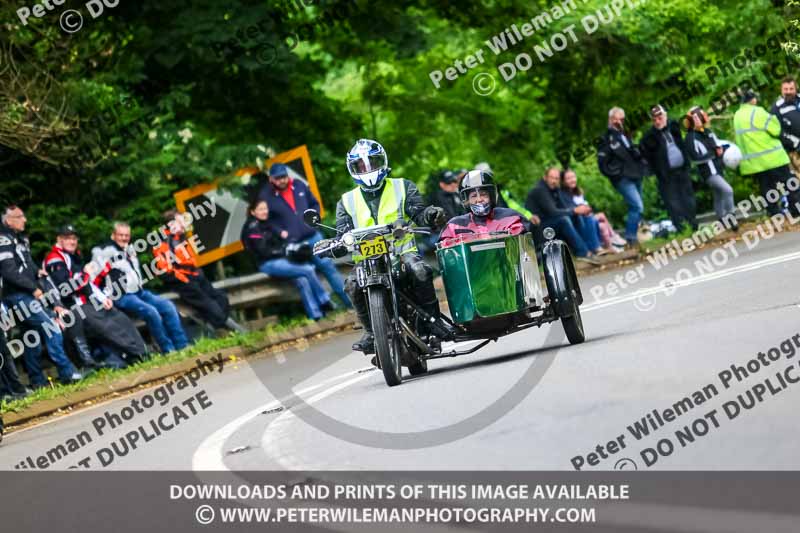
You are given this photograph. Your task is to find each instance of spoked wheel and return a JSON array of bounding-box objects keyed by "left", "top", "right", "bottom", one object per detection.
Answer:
[{"left": 368, "top": 287, "right": 402, "bottom": 386}]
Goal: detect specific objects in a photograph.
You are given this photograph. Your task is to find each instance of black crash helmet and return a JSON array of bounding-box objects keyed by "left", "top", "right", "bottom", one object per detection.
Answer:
[{"left": 459, "top": 169, "right": 497, "bottom": 208}]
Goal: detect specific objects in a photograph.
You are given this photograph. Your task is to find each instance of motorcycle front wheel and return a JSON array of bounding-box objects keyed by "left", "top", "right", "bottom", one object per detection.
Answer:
[{"left": 368, "top": 286, "right": 402, "bottom": 386}]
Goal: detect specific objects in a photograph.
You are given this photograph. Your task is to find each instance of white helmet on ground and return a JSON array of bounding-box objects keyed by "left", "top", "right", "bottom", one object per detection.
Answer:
[{"left": 346, "top": 139, "right": 389, "bottom": 192}]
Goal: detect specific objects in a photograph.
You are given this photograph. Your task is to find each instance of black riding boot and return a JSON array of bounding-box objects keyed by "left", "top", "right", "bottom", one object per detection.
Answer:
[
  {"left": 351, "top": 306, "right": 375, "bottom": 354},
  {"left": 74, "top": 337, "right": 102, "bottom": 370}
]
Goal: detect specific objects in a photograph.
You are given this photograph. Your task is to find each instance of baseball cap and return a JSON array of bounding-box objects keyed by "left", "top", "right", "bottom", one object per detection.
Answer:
[
  {"left": 439, "top": 170, "right": 458, "bottom": 184},
  {"left": 268, "top": 163, "right": 289, "bottom": 178},
  {"left": 741, "top": 89, "right": 759, "bottom": 103},
  {"left": 650, "top": 104, "right": 666, "bottom": 118},
  {"left": 57, "top": 224, "right": 78, "bottom": 237}
]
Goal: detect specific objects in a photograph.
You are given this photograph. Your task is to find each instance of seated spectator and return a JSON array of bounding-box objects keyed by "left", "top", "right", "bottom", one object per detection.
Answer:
[
  {"left": 684, "top": 106, "right": 739, "bottom": 231},
  {"left": 44, "top": 224, "right": 147, "bottom": 370},
  {"left": 561, "top": 169, "right": 626, "bottom": 254},
  {"left": 241, "top": 199, "right": 335, "bottom": 321},
  {"left": 0, "top": 205, "right": 84, "bottom": 386},
  {"left": 154, "top": 210, "right": 246, "bottom": 334},
  {"left": 0, "top": 311, "right": 30, "bottom": 401},
  {"left": 526, "top": 168, "right": 601, "bottom": 259},
  {"left": 258, "top": 163, "right": 352, "bottom": 309},
  {"left": 91, "top": 222, "right": 189, "bottom": 354}
]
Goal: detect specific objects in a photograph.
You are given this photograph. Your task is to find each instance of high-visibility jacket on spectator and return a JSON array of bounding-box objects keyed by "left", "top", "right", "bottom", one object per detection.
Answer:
[
  {"left": 340, "top": 178, "right": 417, "bottom": 262},
  {"left": 153, "top": 231, "right": 200, "bottom": 284},
  {"left": 734, "top": 103, "right": 790, "bottom": 175}
]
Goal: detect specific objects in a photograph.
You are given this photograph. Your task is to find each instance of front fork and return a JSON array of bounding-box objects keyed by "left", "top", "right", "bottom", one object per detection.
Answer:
[{"left": 356, "top": 256, "right": 402, "bottom": 333}]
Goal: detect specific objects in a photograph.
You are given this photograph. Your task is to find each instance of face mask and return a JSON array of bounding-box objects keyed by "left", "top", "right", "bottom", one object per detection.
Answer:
[{"left": 470, "top": 202, "right": 492, "bottom": 217}]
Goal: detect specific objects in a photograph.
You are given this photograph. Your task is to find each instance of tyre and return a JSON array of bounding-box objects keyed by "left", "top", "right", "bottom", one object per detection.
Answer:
[
  {"left": 368, "top": 287, "right": 402, "bottom": 386},
  {"left": 560, "top": 260, "right": 585, "bottom": 345},
  {"left": 561, "top": 293, "right": 585, "bottom": 345}
]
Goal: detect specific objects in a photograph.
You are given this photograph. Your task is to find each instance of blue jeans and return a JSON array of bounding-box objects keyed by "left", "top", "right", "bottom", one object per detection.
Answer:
[
  {"left": 300, "top": 231, "right": 353, "bottom": 308},
  {"left": 614, "top": 178, "right": 644, "bottom": 242},
  {"left": 574, "top": 215, "right": 601, "bottom": 252},
  {"left": 259, "top": 258, "right": 331, "bottom": 320},
  {"left": 3, "top": 293, "right": 78, "bottom": 385},
  {"left": 541, "top": 216, "right": 589, "bottom": 257},
  {"left": 116, "top": 289, "right": 189, "bottom": 353}
]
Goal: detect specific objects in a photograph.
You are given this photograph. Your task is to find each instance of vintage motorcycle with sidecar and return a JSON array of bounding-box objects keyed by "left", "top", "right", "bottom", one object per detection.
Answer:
[{"left": 305, "top": 209, "right": 584, "bottom": 387}]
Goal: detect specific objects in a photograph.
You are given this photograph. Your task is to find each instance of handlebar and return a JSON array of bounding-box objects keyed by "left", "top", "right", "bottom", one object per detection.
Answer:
[{"left": 313, "top": 220, "right": 432, "bottom": 257}]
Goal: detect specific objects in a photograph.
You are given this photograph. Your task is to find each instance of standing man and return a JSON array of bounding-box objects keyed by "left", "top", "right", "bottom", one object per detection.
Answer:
[
  {"left": 640, "top": 104, "right": 697, "bottom": 232},
  {"left": 0, "top": 205, "right": 83, "bottom": 386},
  {"left": 154, "top": 210, "right": 246, "bottom": 333},
  {"left": 735, "top": 90, "right": 800, "bottom": 216},
  {"left": 91, "top": 222, "right": 189, "bottom": 354},
  {"left": 259, "top": 163, "right": 352, "bottom": 308},
  {"left": 771, "top": 76, "right": 800, "bottom": 177},
  {"left": 597, "top": 107, "right": 648, "bottom": 246}
]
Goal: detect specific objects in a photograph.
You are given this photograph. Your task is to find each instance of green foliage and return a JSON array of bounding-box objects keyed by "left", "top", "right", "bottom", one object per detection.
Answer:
[{"left": 0, "top": 0, "right": 796, "bottom": 264}]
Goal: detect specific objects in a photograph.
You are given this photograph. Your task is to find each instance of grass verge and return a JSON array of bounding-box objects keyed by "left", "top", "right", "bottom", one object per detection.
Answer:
[{"left": 0, "top": 313, "right": 324, "bottom": 414}]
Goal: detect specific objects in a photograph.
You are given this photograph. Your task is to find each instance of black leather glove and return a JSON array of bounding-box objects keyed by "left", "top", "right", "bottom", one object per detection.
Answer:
[{"left": 423, "top": 206, "right": 447, "bottom": 227}]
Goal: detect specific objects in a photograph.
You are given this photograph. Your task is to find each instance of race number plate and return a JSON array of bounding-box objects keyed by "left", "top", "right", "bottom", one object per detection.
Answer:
[{"left": 359, "top": 236, "right": 388, "bottom": 258}]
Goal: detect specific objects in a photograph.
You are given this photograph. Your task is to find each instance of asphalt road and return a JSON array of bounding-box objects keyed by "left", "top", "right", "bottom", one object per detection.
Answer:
[{"left": 3, "top": 228, "right": 800, "bottom": 472}]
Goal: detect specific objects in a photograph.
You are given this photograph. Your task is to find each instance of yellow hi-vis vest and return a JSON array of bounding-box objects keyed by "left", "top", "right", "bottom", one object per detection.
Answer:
[
  {"left": 341, "top": 178, "right": 417, "bottom": 262},
  {"left": 734, "top": 103, "right": 790, "bottom": 175}
]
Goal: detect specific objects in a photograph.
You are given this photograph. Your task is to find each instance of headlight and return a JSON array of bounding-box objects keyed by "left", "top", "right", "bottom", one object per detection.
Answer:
[
  {"left": 543, "top": 227, "right": 556, "bottom": 241},
  {"left": 342, "top": 233, "right": 356, "bottom": 247}
]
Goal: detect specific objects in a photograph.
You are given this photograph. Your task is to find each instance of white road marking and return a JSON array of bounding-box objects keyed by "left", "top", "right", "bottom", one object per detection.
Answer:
[
  {"left": 190, "top": 248, "right": 800, "bottom": 472},
  {"left": 192, "top": 361, "right": 370, "bottom": 471}
]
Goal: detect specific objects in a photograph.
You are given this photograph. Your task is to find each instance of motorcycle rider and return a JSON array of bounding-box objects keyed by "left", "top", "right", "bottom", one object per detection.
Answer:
[
  {"left": 439, "top": 170, "right": 527, "bottom": 246},
  {"left": 316, "top": 139, "right": 446, "bottom": 354}
]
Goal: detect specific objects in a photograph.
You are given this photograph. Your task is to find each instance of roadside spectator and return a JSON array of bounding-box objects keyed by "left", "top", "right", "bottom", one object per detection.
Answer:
[
  {"left": 770, "top": 76, "right": 800, "bottom": 177},
  {"left": 258, "top": 163, "right": 352, "bottom": 309},
  {"left": 241, "top": 198, "right": 334, "bottom": 321},
  {"left": 154, "top": 210, "right": 246, "bottom": 334},
  {"left": 44, "top": 224, "right": 148, "bottom": 369},
  {"left": 561, "top": 169, "right": 626, "bottom": 254},
  {"left": 0, "top": 307, "right": 30, "bottom": 401},
  {"left": 640, "top": 104, "right": 697, "bottom": 232},
  {"left": 0, "top": 205, "right": 84, "bottom": 386},
  {"left": 597, "top": 107, "right": 648, "bottom": 246},
  {"left": 525, "top": 168, "right": 599, "bottom": 259},
  {"left": 684, "top": 106, "right": 739, "bottom": 231},
  {"left": 734, "top": 90, "right": 800, "bottom": 216},
  {"left": 427, "top": 170, "right": 465, "bottom": 221},
  {"left": 91, "top": 222, "right": 189, "bottom": 354}
]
